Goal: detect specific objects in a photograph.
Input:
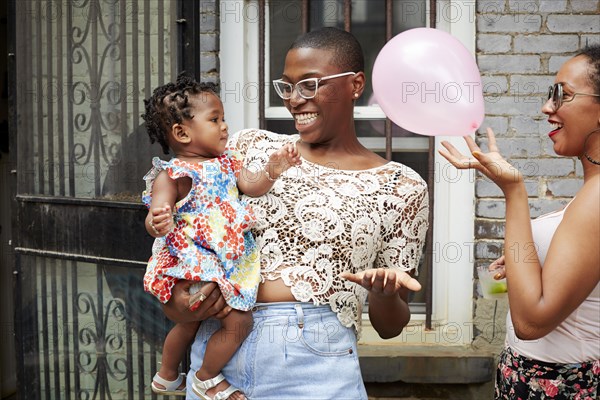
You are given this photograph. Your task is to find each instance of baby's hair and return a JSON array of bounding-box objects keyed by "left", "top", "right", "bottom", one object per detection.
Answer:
[
  {"left": 577, "top": 44, "right": 600, "bottom": 98},
  {"left": 142, "top": 74, "right": 219, "bottom": 154},
  {"left": 289, "top": 27, "right": 364, "bottom": 73}
]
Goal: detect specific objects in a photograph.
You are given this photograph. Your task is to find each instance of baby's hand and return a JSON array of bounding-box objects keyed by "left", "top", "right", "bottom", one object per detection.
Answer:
[
  {"left": 266, "top": 142, "right": 302, "bottom": 180},
  {"left": 149, "top": 203, "right": 173, "bottom": 236}
]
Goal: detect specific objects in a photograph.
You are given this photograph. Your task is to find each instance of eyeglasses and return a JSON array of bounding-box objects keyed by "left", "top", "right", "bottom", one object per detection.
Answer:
[
  {"left": 547, "top": 82, "right": 600, "bottom": 111},
  {"left": 272, "top": 72, "right": 356, "bottom": 100}
]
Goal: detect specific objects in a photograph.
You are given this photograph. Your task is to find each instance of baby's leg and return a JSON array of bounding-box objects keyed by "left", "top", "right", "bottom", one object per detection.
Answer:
[
  {"left": 155, "top": 321, "right": 200, "bottom": 389},
  {"left": 195, "top": 310, "right": 253, "bottom": 399}
]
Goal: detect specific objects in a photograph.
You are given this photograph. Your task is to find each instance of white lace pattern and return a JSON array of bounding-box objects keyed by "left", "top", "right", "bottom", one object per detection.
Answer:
[{"left": 230, "top": 129, "right": 429, "bottom": 336}]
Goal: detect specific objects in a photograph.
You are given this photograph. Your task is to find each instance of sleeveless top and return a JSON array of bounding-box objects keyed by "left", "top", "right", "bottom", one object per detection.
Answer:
[
  {"left": 230, "top": 129, "right": 429, "bottom": 335},
  {"left": 506, "top": 201, "right": 600, "bottom": 363},
  {"left": 142, "top": 151, "right": 260, "bottom": 311}
]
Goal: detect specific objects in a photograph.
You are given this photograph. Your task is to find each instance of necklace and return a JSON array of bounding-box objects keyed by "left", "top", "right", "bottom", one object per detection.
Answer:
[{"left": 584, "top": 153, "right": 600, "bottom": 165}]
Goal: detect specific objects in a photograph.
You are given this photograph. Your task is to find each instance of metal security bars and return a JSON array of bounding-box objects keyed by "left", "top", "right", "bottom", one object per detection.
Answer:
[
  {"left": 15, "top": 0, "right": 177, "bottom": 199},
  {"left": 11, "top": 0, "right": 195, "bottom": 398}
]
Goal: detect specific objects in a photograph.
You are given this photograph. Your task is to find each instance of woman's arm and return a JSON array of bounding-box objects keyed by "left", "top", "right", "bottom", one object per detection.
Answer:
[
  {"left": 502, "top": 178, "right": 599, "bottom": 339},
  {"left": 440, "top": 129, "right": 600, "bottom": 339}
]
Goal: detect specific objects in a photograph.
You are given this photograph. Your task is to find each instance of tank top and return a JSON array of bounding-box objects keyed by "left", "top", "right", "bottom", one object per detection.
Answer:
[{"left": 505, "top": 201, "right": 600, "bottom": 363}]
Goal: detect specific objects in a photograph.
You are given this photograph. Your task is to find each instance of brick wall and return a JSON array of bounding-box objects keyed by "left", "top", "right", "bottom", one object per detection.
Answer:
[
  {"left": 472, "top": 0, "right": 599, "bottom": 350},
  {"left": 200, "top": 0, "right": 220, "bottom": 84}
]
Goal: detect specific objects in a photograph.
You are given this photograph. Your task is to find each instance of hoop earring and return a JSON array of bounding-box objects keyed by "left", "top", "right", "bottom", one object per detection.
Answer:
[{"left": 582, "top": 127, "right": 600, "bottom": 166}]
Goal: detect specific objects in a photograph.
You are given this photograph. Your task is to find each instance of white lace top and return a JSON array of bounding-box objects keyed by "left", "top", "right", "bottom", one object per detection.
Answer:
[{"left": 230, "top": 129, "right": 429, "bottom": 335}]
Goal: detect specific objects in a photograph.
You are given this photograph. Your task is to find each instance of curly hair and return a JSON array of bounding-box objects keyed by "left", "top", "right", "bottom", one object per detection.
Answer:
[
  {"left": 577, "top": 44, "right": 600, "bottom": 100},
  {"left": 142, "top": 74, "right": 219, "bottom": 154}
]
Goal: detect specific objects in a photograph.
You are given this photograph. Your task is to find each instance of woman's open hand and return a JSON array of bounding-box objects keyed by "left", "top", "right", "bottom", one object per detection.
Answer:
[
  {"left": 439, "top": 128, "right": 524, "bottom": 192},
  {"left": 340, "top": 268, "right": 421, "bottom": 296}
]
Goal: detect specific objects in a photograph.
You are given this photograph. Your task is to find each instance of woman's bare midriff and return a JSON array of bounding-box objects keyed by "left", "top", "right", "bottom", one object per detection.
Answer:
[{"left": 256, "top": 279, "right": 296, "bottom": 302}]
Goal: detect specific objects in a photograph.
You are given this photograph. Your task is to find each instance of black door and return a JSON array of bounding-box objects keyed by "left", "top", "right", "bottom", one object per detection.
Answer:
[{"left": 8, "top": 1, "right": 204, "bottom": 398}]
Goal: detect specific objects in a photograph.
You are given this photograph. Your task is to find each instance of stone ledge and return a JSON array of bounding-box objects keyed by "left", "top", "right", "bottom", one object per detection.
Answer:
[{"left": 358, "top": 345, "right": 495, "bottom": 384}]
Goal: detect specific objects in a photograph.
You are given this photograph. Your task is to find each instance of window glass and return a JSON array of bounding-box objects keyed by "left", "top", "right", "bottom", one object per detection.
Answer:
[
  {"left": 268, "top": 1, "right": 427, "bottom": 109},
  {"left": 15, "top": 0, "right": 175, "bottom": 199}
]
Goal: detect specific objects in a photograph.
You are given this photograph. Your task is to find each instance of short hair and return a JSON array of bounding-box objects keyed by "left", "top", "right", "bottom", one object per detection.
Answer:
[
  {"left": 289, "top": 27, "right": 364, "bottom": 73},
  {"left": 142, "top": 74, "right": 218, "bottom": 154},
  {"left": 577, "top": 44, "right": 600, "bottom": 98}
]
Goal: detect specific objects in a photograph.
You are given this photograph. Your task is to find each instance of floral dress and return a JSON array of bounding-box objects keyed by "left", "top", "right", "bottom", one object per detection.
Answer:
[
  {"left": 496, "top": 347, "right": 599, "bottom": 399},
  {"left": 142, "top": 151, "right": 260, "bottom": 311}
]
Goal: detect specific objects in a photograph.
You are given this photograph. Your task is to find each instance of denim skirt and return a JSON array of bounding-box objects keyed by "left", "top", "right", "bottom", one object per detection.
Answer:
[{"left": 185, "top": 302, "right": 368, "bottom": 399}]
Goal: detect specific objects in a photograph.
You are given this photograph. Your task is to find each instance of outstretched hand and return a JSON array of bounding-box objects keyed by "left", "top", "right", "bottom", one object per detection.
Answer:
[
  {"left": 266, "top": 142, "right": 302, "bottom": 179},
  {"left": 340, "top": 268, "right": 422, "bottom": 296},
  {"left": 438, "top": 128, "right": 524, "bottom": 192}
]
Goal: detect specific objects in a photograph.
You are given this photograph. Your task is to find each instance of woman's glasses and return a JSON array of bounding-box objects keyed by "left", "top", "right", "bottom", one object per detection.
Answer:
[
  {"left": 547, "top": 82, "right": 600, "bottom": 111},
  {"left": 273, "top": 72, "right": 356, "bottom": 100}
]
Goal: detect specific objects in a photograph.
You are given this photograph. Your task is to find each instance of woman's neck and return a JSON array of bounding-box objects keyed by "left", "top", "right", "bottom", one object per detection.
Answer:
[{"left": 298, "top": 138, "right": 387, "bottom": 170}]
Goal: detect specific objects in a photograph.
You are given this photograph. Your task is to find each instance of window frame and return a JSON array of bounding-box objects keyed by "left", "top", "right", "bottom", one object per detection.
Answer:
[{"left": 220, "top": 0, "right": 476, "bottom": 345}]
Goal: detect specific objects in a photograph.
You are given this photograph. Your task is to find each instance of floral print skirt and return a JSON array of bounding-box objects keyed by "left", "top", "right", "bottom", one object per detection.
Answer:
[{"left": 495, "top": 346, "right": 599, "bottom": 399}]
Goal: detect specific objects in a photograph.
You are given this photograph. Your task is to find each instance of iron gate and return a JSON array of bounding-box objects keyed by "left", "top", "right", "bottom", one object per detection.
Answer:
[{"left": 9, "top": 0, "right": 205, "bottom": 398}]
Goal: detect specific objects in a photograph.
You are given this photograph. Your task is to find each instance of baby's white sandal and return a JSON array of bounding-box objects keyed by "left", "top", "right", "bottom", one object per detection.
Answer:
[{"left": 191, "top": 372, "right": 242, "bottom": 400}]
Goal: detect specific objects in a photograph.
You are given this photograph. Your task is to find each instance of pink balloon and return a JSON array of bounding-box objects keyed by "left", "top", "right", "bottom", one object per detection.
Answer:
[{"left": 372, "top": 28, "right": 484, "bottom": 137}]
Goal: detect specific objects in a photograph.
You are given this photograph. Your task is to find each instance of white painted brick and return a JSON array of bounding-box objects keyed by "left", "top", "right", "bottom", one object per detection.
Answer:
[
  {"left": 529, "top": 198, "right": 571, "bottom": 217},
  {"left": 477, "top": 0, "right": 508, "bottom": 13},
  {"left": 477, "top": 116, "right": 509, "bottom": 134},
  {"left": 516, "top": 158, "right": 575, "bottom": 177},
  {"left": 514, "top": 35, "right": 579, "bottom": 53},
  {"left": 581, "top": 35, "right": 600, "bottom": 47},
  {"left": 547, "top": 15, "right": 600, "bottom": 33},
  {"left": 477, "top": 34, "right": 512, "bottom": 53},
  {"left": 484, "top": 95, "right": 544, "bottom": 116},
  {"left": 478, "top": 55, "right": 541, "bottom": 73},
  {"left": 548, "top": 55, "right": 573, "bottom": 73},
  {"left": 511, "top": 115, "right": 543, "bottom": 134},
  {"left": 510, "top": 75, "right": 555, "bottom": 96},
  {"left": 482, "top": 75, "right": 509, "bottom": 94},
  {"left": 200, "top": 34, "right": 219, "bottom": 52},
  {"left": 542, "top": 138, "right": 556, "bottom": 154},
  {"left": 476, "top": 178, "right": 539, "bottom": 196},
  {"left": 508, "top": 0, "right": 541, "bottom": 13},
  {"left": 478, "top": 14, "right": 542, "bottom": 33},
  {"left": 475, "top": 219, "right": 506, "bottom": 239},
  {"left": 200, "top": 54, "right": 217, "bottom": 72},
  {"left": 570, "top": 0, "right": 600, "bottom": 12},
  {"left": 547, "top": 179, "right": 584, "bottom": 196},
  {"left": 477, "top": 199, "right": 506, "bottom": 218},
  {"left": 539, "top": 0, "right": 568, "bottom": 12},
  {"left": 475, "top": 241, "right": 503, "bottom": 259}
]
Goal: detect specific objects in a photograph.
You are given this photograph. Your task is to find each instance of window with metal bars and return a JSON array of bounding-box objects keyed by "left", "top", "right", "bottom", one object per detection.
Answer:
[{"left": 254, "top": 0, "right": 437, "bottom": 327}]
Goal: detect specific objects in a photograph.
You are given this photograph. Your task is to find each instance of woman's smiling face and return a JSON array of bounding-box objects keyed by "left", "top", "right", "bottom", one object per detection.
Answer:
[
  {"left": 280, "top": 47, "right": 360, "bottom": 145},
  {"left": 542, "top": 55, "right": 600, "bottom": 157}
]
